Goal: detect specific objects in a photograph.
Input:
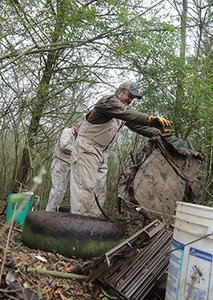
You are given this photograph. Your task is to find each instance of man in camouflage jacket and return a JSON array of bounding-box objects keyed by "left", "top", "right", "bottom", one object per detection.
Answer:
[{"left": 70, "top": 81, "right": 172, "bottom": 217}]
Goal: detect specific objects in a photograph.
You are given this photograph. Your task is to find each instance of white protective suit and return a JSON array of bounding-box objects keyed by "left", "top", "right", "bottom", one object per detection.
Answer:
[
  {"left": 70, "top": 94, "right": 160, "bottom": 217},
  {"left": 70, "top": 118, "right": 122, "bottom": 217},
  {"left": 46, "top": 127, "right": 77, "bottom": 211}
]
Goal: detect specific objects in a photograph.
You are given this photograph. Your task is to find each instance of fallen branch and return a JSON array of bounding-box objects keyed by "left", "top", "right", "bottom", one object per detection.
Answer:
[
  {"left": 27, "top": 267, "right": 89, "bottom": 281},
  {"left": 0, "top": 203, "right": 17, "bottom": 285}
]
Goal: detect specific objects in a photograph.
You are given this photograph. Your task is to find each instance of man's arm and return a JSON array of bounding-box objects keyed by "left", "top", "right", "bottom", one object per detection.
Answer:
[
  {"left": 125, "top": 123, "right": 160, "bottom": 137},
  {"left": 90, "top": 95, "right": 149, "bottom": 126},
  {"left": 89, "top": 95, "right": 173, "bottom": 130}
]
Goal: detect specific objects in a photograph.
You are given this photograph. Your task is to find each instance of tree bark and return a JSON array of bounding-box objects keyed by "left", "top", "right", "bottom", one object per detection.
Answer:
[
  {"left": 14, "top": 1, "right": 65, "bottom": 190},
  {"left": 174, "top": 0, "right": 188, "bottom": 137},
  {"left": 14, "top": 51, "right": 59, "bottom": 190}
]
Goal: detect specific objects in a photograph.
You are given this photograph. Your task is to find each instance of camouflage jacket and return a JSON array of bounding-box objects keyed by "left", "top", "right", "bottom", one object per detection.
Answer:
[{"left": 87, "top": 94, "right": 160, "bottom": 138}]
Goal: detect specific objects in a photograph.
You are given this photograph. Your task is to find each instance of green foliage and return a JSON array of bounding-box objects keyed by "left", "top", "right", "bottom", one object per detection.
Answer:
[{"left": 0, "top": 0, "right": 212, "bottom": 205}]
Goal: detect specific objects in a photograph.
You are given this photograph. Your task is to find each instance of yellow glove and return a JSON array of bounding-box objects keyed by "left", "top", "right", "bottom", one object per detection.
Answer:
[{"left": 147, "top": 115, "right": 173, "bottom": 129}]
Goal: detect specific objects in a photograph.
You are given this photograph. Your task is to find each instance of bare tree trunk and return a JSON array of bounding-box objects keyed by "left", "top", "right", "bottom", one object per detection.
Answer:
[
  {"left": 174, "top": 0, "right": 188, "bottom": 137},
  {"left": 14, "top": 52, "right": 59, "bottom": 190},
  {"left": 14, "top": 0, "right": 65, "bottom": 190},
  {"left": 180, "top": 0, "right": 187, "bottom": 61}
]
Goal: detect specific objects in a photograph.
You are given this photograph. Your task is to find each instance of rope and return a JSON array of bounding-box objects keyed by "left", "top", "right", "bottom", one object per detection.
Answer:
[
  {"left": 167, "top": 232, "right": 213, "bottom": 255},
  {"left": 118, "top": 194, "right": 174, "bottom": 217},
  {"left": 154, "top": 138, "right": 188, "bottom": 181},
  {"left": 78, "top": 193, "right": 112, "bottom": 221},
  {"left": 94, "top": 194, "right": 111, "bottom": 220}
]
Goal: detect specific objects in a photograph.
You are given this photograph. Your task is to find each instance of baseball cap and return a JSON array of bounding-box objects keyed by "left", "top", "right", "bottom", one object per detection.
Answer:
[{"left": 119, "top": 81, "right": 142, "bottom": 99}]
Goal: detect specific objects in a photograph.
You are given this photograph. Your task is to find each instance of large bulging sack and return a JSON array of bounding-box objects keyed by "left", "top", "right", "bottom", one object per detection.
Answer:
[{"left": 117, "top": 135, "right": 206, "bottom": 223}]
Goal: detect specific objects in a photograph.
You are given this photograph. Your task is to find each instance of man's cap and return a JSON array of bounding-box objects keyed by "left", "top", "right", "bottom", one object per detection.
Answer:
[{"left": 119, "top": 81, "right": 142, "bottom": 99}]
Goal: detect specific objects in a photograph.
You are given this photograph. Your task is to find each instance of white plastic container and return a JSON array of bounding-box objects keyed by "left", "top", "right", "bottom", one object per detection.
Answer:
[{"left": 165, "top": 201, "right": 213, "bottom": 300}]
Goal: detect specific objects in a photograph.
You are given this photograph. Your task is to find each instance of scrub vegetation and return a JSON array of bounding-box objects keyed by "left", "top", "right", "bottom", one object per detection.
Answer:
[
  {"left": 0, "top": 0, "right": 212, "bottom": 208},
  {"left": 0, "top": 1, "right": 212, "bottom": 298}
]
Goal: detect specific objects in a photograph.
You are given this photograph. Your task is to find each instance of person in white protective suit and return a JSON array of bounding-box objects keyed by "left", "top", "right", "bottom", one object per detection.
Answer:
[
  {"left": 70, "top": 81, "right": 173, "bottom": 217},
  {"left": 46, "top": 124, "right": 80, "bottom": 211}
]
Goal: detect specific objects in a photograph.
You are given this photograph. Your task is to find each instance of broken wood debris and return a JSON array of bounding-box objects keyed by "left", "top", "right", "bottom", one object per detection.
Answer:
[{"left": 89, "top": 220, "right": 173, "bottom": 300}]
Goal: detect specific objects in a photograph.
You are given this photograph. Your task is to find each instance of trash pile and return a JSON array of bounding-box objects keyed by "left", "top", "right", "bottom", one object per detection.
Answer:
[
  {"left": 0, "top": 135, "right": 207, "bottom": 300},
  {"left": 88, "top": 220, "right": 173, "bottom": 300},
  {"left": 117, "top": 135, "right": 206, "bottom": 223}
]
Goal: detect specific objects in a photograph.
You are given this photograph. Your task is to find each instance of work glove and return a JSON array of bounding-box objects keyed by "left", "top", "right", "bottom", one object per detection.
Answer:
[{"left": 147, "top": 115, "right": 173, "bottom": 129}]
